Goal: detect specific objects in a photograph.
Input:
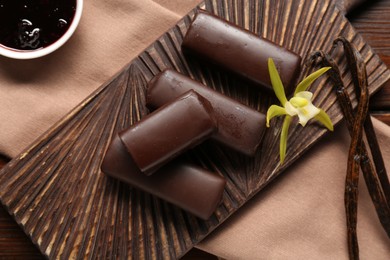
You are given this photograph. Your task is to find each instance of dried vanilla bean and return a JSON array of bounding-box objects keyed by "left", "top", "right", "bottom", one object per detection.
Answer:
[
  {"left": 333, "top": 37, "right": 390, "bottom": 206},
  {"left": 308, "top": 51, "right": 390, "bottom": 236},
  {"left": 339, "top": 38, "right": 368, "bottom": 260},
  {"left": 308, "top": 47, "right": 390, "bottom": 260}
]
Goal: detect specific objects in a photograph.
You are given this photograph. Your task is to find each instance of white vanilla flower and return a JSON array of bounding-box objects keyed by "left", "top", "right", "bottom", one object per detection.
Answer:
[{"left": 266, "top": 58, "right": 333, "bottom": 163}]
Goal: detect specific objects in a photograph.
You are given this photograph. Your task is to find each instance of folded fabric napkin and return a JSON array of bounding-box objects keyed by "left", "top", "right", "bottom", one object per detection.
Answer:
[
  {"left": 0, "top": 0, "right": 201, "bottom": 158},
  {"left": 0, "top": 0, "right": 388, "bottom": 259},
  {"left": 197, "top": 118, "right": 390, "bottom": 259}
]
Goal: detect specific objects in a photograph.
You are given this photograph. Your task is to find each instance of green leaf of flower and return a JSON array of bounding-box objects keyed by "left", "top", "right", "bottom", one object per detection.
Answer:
[
  {"left": 268, "top": 58, "right": 287, "bottom": 105},
  {"left": 280, "top": 115, "right": 292, "bottom": 164},
  {"left": 314, "top": 109, "right": 334, "bottom": 131},
  {"left": 294, "top": 67, "right": 331, "bottom": 95},
  {"left": 266, "top": 105, "right": 287, "bottom": 127}
]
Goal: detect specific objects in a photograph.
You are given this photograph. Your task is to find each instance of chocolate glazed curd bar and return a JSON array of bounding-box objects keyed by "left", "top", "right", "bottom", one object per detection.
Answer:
[
  {"left": 101, "top": 135, "right": 226, "bottom": 220},
  {"left": 147, "top": 69, "right": 266, "bottom": 156},
  {"left": 119, "top": 90, "right": 217, "bottom": 176},
  {"left": 182, "top": 11, "right": 302, "bottom": 94}
]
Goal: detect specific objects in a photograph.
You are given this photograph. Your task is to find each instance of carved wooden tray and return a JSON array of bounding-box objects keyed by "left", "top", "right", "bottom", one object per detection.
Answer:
[{"left": 0, "top": 0, "right": 389, "bottom": 259}]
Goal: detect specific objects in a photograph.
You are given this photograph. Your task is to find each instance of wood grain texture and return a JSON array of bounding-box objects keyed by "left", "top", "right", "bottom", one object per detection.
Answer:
[
  {"left": 336, "top": 0, "right": 368, "bottom": 14},
  {"left": 0, "top": 0, "right": 390, "bottom": 259},
  {"left": 372, "top": 113, "right": 390, "bottom": 125},
  {"left": 348, "top": 0, "right": 390, "bottom": 110}
]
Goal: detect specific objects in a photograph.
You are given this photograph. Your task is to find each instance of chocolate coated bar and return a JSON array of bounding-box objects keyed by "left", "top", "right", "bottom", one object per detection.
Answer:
[
  {"left": 182, "top": 11, "right": 301, "bottom": 94},
  {"left": 147, "top": 69, "right": 266, "bottom": 156},
  {"left": 119, "top": 90, "right": 216, "bottom": 176},
  {"left": 101, "top": 134, "right": 226, "bottom": 220}
]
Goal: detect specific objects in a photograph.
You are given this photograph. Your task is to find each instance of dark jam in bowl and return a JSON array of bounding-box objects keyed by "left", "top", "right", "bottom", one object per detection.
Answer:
[{"left": 0, "top": 0, "right": 77, "bottom": 51}]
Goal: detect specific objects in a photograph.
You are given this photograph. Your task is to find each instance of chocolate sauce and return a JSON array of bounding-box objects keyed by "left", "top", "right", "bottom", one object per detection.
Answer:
[{"left": 0, "top": 0, "right": 76, "bottom": 50}]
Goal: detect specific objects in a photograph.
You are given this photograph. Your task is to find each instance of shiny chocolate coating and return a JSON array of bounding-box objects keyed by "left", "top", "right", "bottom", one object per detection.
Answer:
[
  {"left": 182, "top": 11, "right": 301, "bottom": 94},
  {"left": 101, "top": 134, "right": 226, "bottom": 220},
  {"left": 119, "top": 90, "right": 217, "bottom": 176},
  {"left": 146, "top": 69, "right": 266, "bottom": 156}
]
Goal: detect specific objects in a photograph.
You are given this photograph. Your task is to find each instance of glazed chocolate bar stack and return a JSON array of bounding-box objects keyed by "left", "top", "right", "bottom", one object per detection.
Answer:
[
  {"left": 147, "top": 69, "right": 266, "bottom": 156},
  {"left": 101, "top": 11, "right": 301, "bottom": 220},
  {"left": 102, "top": 91, "right": 226, "bottom": 220},
  {"left": 120, "top": 90, "right": 217, "bottom": 176}
]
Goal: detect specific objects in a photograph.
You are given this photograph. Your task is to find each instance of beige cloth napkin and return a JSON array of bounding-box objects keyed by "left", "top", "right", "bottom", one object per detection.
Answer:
[
  {"left": 0, "top": 0, "right": 388, "bottom": 259},
  {"left": 197, "top": 118, "right": 390, "bottom": 259},
  {"left": 0, "top": 0, "right": 201, "bottom": 158}
]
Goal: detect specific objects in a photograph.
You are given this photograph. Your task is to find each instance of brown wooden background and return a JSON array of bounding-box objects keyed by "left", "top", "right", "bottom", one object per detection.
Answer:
[{"left": 1, "top": 0, "right": 389, "bottom": 259}]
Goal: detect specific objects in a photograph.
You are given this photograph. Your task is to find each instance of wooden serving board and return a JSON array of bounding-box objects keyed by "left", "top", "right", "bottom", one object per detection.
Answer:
[{"left": 1, "top": 0, "right": 389, "bottom": 259}]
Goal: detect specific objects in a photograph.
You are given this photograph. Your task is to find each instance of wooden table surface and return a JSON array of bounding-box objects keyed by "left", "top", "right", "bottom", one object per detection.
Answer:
[{"left": 1, "top": 0, "right": 390, "bottom": 259}]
